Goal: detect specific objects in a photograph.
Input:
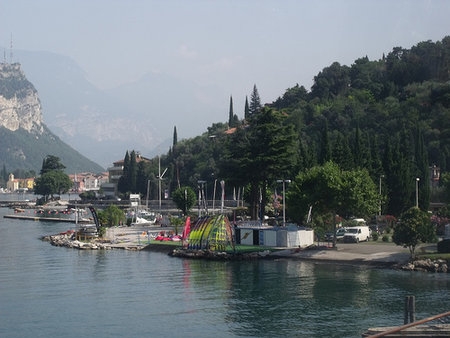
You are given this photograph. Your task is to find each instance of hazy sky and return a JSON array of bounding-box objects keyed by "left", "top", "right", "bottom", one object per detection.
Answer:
[{"left": 0, "top": 0, "right": 449, "bottom": 106}]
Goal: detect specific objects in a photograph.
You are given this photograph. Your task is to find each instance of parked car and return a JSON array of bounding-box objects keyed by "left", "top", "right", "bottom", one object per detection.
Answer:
[
  {"left": 335, "top": 227, "right": 347, "bottom": 241},
  {"left": 324, "top": 228, "right": 347, "bottom": 242},
  {"left": 343, "top": 226, "right": 371, "bottom": 243},
  {"left": 324, "top": 232, "right": 334, "bottom": 242}
]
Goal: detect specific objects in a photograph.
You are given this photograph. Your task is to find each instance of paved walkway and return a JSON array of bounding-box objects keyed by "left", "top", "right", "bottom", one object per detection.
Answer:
[{"left": 272, "top": 242, "right": 416, "bottom": 266}]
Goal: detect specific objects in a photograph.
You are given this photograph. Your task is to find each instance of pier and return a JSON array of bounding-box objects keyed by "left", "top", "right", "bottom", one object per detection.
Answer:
[{"left": 3, "top": 214, "right": 90, "bottom": 223}]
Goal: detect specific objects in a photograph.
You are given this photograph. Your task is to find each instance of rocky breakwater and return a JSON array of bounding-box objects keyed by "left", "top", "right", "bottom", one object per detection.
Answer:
[
  {"left": 41, "top": 227, "right": 151, "bottom": 251},
  {"left": 170, "top": 248, "right": 272, "bottom": 260},
  {"left": 41, "top": 232, "right": 111, "bottom": 250},
  {"left": 401, "top": 258, "right": 448, "bottom": 273}
]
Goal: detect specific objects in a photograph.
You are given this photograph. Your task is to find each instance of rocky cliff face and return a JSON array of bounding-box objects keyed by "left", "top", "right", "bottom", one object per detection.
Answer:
[
  {"left": 0, "top": 62, "right": 104, "bottom": 173},
  {"left": 0, "top": 63, "right": 43, "bottom": 134}
]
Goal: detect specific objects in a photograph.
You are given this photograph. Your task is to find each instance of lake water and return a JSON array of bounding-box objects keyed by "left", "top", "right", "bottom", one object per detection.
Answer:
[{"left": 0, "top": 206, "right": 449, "bottom": 337}]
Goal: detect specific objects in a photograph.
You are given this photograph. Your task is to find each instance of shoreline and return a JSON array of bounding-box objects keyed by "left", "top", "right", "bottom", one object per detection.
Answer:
[{"left": 42, "top": 226, "right": 449, "bottom": 272}]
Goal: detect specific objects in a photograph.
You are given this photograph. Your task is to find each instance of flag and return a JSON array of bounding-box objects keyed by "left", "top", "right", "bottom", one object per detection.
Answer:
[{"left": 182, "top": 216, "right": 191, "bottom": 247}]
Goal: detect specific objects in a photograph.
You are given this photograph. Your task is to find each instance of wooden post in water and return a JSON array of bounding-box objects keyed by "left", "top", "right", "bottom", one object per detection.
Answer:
[{"left": 404, "top": 295, "right": 416, "bottom": 324}]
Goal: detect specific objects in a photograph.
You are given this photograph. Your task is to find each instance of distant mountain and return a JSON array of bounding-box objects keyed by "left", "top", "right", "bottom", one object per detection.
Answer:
[
  {"left": 0, "top": 62, "right": 104, "bottom": 174},
  {"left": 11, "top": 49, "right": 224, "bottom": 167}
]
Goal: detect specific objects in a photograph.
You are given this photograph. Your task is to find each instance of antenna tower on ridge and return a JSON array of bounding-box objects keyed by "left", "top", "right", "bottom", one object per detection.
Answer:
[{"left": 9, "top": 33, "right": 13, "bottom": 63}]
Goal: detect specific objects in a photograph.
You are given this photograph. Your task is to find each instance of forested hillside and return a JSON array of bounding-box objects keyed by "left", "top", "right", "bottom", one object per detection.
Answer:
[{"left": 119, "top": 37, "right": 450, "bottom": 219}]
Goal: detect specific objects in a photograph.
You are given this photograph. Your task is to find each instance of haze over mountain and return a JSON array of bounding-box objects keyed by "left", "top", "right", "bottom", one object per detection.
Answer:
[
  {"left": 12, "top": 49, "right": 226, "bottom": 168},
  {"left": 0, "top": 62, "right": 104, "bottom": 174}
]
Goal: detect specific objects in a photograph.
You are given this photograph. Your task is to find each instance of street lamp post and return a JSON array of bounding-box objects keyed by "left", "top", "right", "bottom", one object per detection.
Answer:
[
  {"left": 212, "top": 179, "right": 217, "bottom": 215},
  {"left": 197, "top": 180, "right": 206, "bottom": 216},
  {"left": 416, "top": 177, "right": 420, "bottom": 208},
  {"left": 276, "top": 179, "right": 291, "bottom": 226},
  {"left": 157, "top": 156, "right": 168, "bottom": 213}
]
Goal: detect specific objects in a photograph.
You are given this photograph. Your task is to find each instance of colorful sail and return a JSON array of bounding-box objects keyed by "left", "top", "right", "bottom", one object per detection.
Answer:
[
  {"left": 182, "top": 216, "right": 191, "bottom": 248},
  {"left": 186, "top": 215, "right": 235, "bottom": 251}
]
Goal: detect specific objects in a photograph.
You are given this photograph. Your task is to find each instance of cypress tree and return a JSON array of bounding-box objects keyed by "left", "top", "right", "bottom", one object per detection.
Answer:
[
  {"left": 118, "top": 151, "right": 130, "bottom": 194},
  {"left": 415, "top": 125, "right": 430, "bottom": 210},
  {"left": 370, "top": 134, "right": 384, "bottom": 179},
  {"left": 173, "top": 126, "right": 178, "bottom": 148},
  {"left": 332, "top": 132, "right": 353, "bottom": 170},
  {"left": 384, "top": 135, "right": 413, "bottom": 216},
  {"left": 1, "top": 164, "right": 7, "bottom": 182},
  {"left": 129, "top": 150, "right": 137, "bottom": 193},
  {"left": 244, "top": 96, "right": 250, "bottom": 120},
  {"left": 228, "top": 96, "right": 234, "bottom": 127},
  {"left": 319, "top": 119, "right": 331, "bottom": 164}
]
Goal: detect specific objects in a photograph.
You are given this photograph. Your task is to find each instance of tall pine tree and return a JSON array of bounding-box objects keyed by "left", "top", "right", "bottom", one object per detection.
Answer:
[{"left": 249, "top": 84, "right": 262, "bottom": 116}]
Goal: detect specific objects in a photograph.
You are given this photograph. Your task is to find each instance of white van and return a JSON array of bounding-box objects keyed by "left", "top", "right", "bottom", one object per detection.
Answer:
[{"left": 343, "top": 226, "right": 370, "bottom": 243}]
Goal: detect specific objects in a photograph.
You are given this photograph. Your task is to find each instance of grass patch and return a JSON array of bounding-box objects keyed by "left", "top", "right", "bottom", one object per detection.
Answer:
[
  {"left": 416, "top": 252, "right": 450, "bottom": 261},
  {"left": 147, "top": 240, "right": 279, "bottom": 253}
]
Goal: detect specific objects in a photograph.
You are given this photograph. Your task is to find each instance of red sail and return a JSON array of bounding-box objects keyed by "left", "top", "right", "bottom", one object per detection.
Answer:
[{"left": 182, "top": 216, "right": 191, "bottom": 247}]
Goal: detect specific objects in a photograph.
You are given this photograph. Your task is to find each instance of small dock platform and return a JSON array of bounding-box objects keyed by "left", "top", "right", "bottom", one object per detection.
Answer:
[{"left": 4, "top": 214, "right": 90, "bottom": 223}]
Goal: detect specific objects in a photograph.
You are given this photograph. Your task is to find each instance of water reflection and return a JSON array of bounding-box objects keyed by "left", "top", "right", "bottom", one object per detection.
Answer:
[
  {"left": 2, "top": 207, "right": 450, "bottom": 338},
  {"left": 177, "top": 258, "right": 450, "bottom": 338}
]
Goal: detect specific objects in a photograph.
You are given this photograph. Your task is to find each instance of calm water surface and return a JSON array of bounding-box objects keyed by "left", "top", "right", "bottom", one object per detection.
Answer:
[{"left": 0, "top": 206, "right": 449, "bottom": 337}]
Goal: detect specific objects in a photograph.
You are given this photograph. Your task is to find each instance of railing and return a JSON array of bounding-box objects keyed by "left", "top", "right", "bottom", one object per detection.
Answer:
[
  {"left": 365, "top": 311, "right": 450, "bottom": 337},
  {"left": 365, "top": 296, "right": 450, "bottom": 337}
]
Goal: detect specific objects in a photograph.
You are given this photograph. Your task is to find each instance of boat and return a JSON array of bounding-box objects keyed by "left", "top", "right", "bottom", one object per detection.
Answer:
[{"left": 131, "top": 216, "right": 155, "bottom": 226}]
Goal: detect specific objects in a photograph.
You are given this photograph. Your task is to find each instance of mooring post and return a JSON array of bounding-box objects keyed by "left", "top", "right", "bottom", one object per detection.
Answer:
[{"left": 404, "top": 295, "right": 416, "bottom": 324}]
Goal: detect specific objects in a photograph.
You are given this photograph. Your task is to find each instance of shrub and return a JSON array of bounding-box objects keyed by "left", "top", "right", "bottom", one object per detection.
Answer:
[
  {"left": 98, "top": 226, "right": 106, "bottom": 238},
  {"left": 382, "top": 235, "right": 389, "bottom": 242},
  {"left": 372, "top": 232, "right": 379, "bottom": 241}
]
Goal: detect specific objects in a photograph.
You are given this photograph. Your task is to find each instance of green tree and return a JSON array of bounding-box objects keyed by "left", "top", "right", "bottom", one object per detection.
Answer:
[
  {"left": 172, "top": 186, "right": 197, "bottom": 215},
  {"left": 287, "top": 161, "right": 378, "bottom": 246},
  {"left": 228, "top": 96, "right": 234, "bottom": 126},
  {"left": 392, "top": 206, "right": 435, "bottom": 259},
  {"left": 415, "top": 125, "right": 430, "bottom": 210},
  {"left": 383, "top": 135, "right": 414, "bottom": 216},
  {"left": 311, "top": 62, "right": 350, "bottom": 99},
  {"left": 287, "top": 162, "right": 344, "bottom": 226},
  {"left": 79, "top": 190, "right": 97, "bottom": 201},
  {"left": 34, "top": 156, "right": 72, "bottom": 201},
  {"left": 98, "top": 205, "right": 126, "bottom": 227},
  {"left": 34, "top": 170, "right": 72, "bottom": 201},
  {"left": 441, "top": 172, "right": 450, "bottom": 203},
  {"left": 341, "top": 168, "right": 379, "bottom": 218},
  {"left": 244, "top": 96, "right": 250, "bottom": 120},
  {"left": 173, "top": 126, "right": 178, "bottom": 148},
  {"left": 331, "top": 132, "right": 353, "bottom": 170},
  {"left": 129, "top": 150, "right": 137, "bottom": 193},
  {"left": 319, "top": 119, "right": 331, "bottom": 164},
  {"left": 249, "top": 84, "right": 261, "bottom": 116},
  {"left": 40, "top": 155, "right": 66, "bottom": 174},
  {"left": 118, "top": 151, "right": 130, "bottom": 194},
  {"left": 221, "top": 107, "right": 297, "bottom": 220}
]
